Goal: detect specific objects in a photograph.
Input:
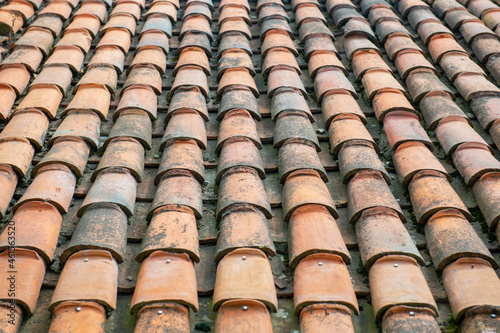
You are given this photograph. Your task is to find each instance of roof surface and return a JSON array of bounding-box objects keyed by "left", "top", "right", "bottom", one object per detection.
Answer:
[{"left": 0, "top": 0, "right": 498, "bottom": 331}]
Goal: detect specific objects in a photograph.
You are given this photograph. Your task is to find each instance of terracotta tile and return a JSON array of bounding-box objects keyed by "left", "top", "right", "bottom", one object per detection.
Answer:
[
  {"left": 213, "top": 248, "right": 277, "bottom": 312},
  {"left": 0, "top": 303, "right": 22, "bottom": 331},
  {"left": 311, "top": 51, "right": 348, "bottom": 78},
  {"left": 168, "top": 86, "right": 208, "bottom": 121},
  {"left": 289, "top": 204, "right": 349, "bottom": 268},
  {"left": 257, "top": 0, "right": 285, "bottom": 12},
  {"left": 78, "top": 167, "right": 137, "bottom": 217},
  {"left": 300, "top": 304, "right": 355, "bottom": 333},
  {"left": 52, "top": 110, "right": 101, "bottom": 149},
  {"left": 381, "top": 306, "right": 440, "bottom": 332},
  {"left": 31, "top": 64, "right": 72, "bottom": 96},
  {"left": 470, "top": 94, "right": 500, "bottom": 130},
  {"left": 218, "top": 137, "right": 264, "bottom": 182},
  {"left": 328, "top": 114, "right": 377, "bottom": 155},
  {"left": 444, "top": 9, "right": 481, "bottom": 30},
  {"left": 383, "top": 111, "right": 433, "bottom": 150},
  {"left": 39, "top": 0, "right": 72, "bottom": 19},
  {"left": 442, "top": 257, "right": 500, "bottom": 320},
  {"left": 171, "top": 65, "right": 209, "bottom": 99},
  {"left": 473, "top": 172, "right": 500, "bottom": 230},
  {"left": 278, "top": 140, "right": 326, "bottom": 183},
  {"left": 220, "top": 19, "right": 252, "bottom": 42},
  {"left": 215, "top": 299, "right": 273, "bottom": 333},
  {"left": 138, "top": 205, "right": 199, "bottom": 262},
  {"left": 174, "top": 47, "right": 209, "bottom": 76},
  {"left": 469, "top": 0, "right": 499, "bottom": 16},
  {"left": 157, "top": 138, "right": 204, "bottom": 185},
  {"left": 66, "top": 14, "right": 101, "bottom": 38},
  {"left": 75, "top": 65, "right": 118, "bottom": 95},
  {"left": 12, "top": 164, "right": 76, "bottom": 210},
  {"left": 299, "top": 19, "right": 334, "bottom": 44},
  {"left": 49, "top": 301, "right": 106, "bottom": 333},
  {"left": 435, "top": 117, "right": 490, "bottom": 155},
  {"left": 460, "top": 21, "right": 497, "bottom": 43},
  {"left": 433, "top": 0, "right": 465, "bottom": 17},
  {"left": 124, "top": 0, "right": 146, "bottom": 9},
  {"left": 395, "top": 49, "right": 438, "bottom": 79},
  {"left": 347, "top": 170, "right": 405, "bottom": 224},
  {"left": 376, "top": 20, "right": 412, "bottom": 44},
  {"left": 56, "top": 29, "right": 93, "bottom": 54},
  {"left": 1, "top": 109, "right": 49, "bottom": 149},
  {"left": 145, "top": 2, "right": 176, "bottom": 22},
  {"left": 485, "top": 54, "right": 500, "bottom": 84},
  {"left": 408, "top": 170, "right": 472, "bottom": 224},
  {"left": 0, "top": 84, "right": 15, "bottom": 120},
  {"left": 130, "top": 47, "right": 166, "bottom": 76},
  {"left": 102, "top": 13, "right": 136, "bottom": 36},
  {"left": 261, "top": 31, "right": 298, "bottom": 57},
  {"left": 124, "top": 64, "right": 162, "bottom": 95},
  {"left": 274, "top": 111, "right": 319, "bottom": 150},
  {"left": 76, "top": 0, "right": 108, "bottom": 22},
  {"left": 0, "top": 249, "right": 45, "bottom": 314},
  {"left": 31, "top": 14, "right": 63, "bottom": 37},
  {"left": 45, "top": 45, "right": 85, "bottom": 73},
  {"left": 18, "top": 84, "right": 63, "bottom": 119},
  {"left": 455, "top": 72, "right": 500, "bottom": 100},
  {"left": 461, "top": 306, "right": 500, "bottom": 332},
  {"left": 183, "top": 3, "right": 211, "bottom": 22},
  {"left": 216, "top": 204, "right": 275, "bottom": 262},
  {"left": 112, "top": 2, "right": 141, "bottom": 20},
  {"left": 326, "top": 0, "right": 355, "bottom": 14},
  {"left": 134, "top": 303, "right": 190, "bottom": 333},
  {"left": 219, "top": 32, "right": 252, "bottom": 56},
  {"left": 394, "top": 141, "right": 450, "bottom": 187},
  {"left": 0, "top": 64, "right": 30, "bottom": 96},
  {"left": 294, "top": 253, "right": 358, "bottom": 315},
  {"left": 216, "top": 167, "right": 272, "bottom": 220},
  {"left": 177, "top": 32, "right": 211, "bottom": 57},
  {"left": 428, "top": 34, "right": 468, "bottom": 63},
  {"left": 261, "top": 18, "right": 294, "bottom": 41},
  {"left": 322, "top": 91, "right": 366, "bottom": 128},
  {"left": 426, "top": 208, "right": 496, "bottom": 272},
  {"left": 0, "top": 164, "right": 17, "bottom": 216},
  {"left": 292, "top": 0, "right": 321, "bottom": 10},
  {"left": 406, "top": 69, "right": 454, "bottom": 103},
  {"left": 162, "top": 109, "right": 207, "bottom": 150},
  {"left": 137, "top": 30, "right": 169, "bottom": 54},
  {"left": 95, "top": 137, "right": 144, "bottom": 182},
  {"left": 262, "top": 48, "right": 300, "bottom": 77},
  {"left": 97, "top": 28, "right": 131, "bottom": 55},
  {"left": 258, "top": 4, "right": 289, "bottom": 25},
  {"left": 65, "top": 83, "right": 111, "bottom": 120},
  {"left": 362, "top": 68, "right": 408, "bottom": 100},
  {"left": 303, "top": 35, "right": 339, "bottom": 60},
  {"left": 453, "top": 142, "right": 500, "bottom": 185},
  {"left": 50, "top": 250, "right": 118, "bottom": 311},
  {"left": 219, "top": 0, "right": 248, "bottom": 11},
  {"left": 345, "top": 18, "right": 377, "bottom": 43},
  {"left": 295, "top": 4, "right": 326, "bottom": 27},
  {"left": 267, "top": 67, "right": 306, "bottom": 98},
  {"left": 408, "top": 8, "right": 440, "bottom": 29},
  {"left": 352, "top": 49, "right": 392, "bottom": 80},
  {"left": 14, "top": 27, "right": 54, "bottom": 56},
  {"left": 369, "top": 255, "right": 437, "bottom": 321},
  {"left": 418, "top": 21, "right": 456, "bottom": 44},
  {"left": 332, "top": 6, "right": 366, "bottom": 27},
  {"left": 149, "top": 170, "right": 202, "bottom": 219},
  {"left": 418, "top": 91, "right": 469, "bottom": 130},
  {"left": 0, "top": 137, "right": 34, "bottom": 177},
  {"left": 180, "top": 15, "right": 212, "bottom": 41},
  {"left": 369, "top": 7, "right": 402, "bottom": 27},
  {"left": 219, "top": 86, "right": 259, "bottom": 121},
  {"left": 63, "top": 201, "right": 128, "bottom": 264},
  {"left": 219, "top": 5, "right": 250, "bottom": 25},
  {"left": 269, "top": 88, "right": 310, "bottom": 122},
  {"left": 4, "top": 0, "right": 34, "bottom": 20},
  {"left": 315, "top": 67, "right": 356, "bottom": 102},
  {"left": 339, "top": 139, "right": 390, "bottom": 184},
  {"left": 356, "top": 207, "right": 422, "bottom": 268},
  {"left": 2, "top": 46, "right": 42, "bottom": 73},
  {"left": 34, "top": 136, "right": 90, "bottom": 179},
  {"left": 372, "top": 90, "right": 415, "bottom": 122},
  {"left": 481, "top": 8, "right": 500, "bottom": 29}
]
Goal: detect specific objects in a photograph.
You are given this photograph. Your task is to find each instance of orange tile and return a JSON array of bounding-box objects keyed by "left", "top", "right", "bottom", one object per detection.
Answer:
[
  {"left": 39, "top": 0, "right": 72, "bottom": 19},
  {"left": 219, "top": 5, "right": 250, "bottom": 25},
  {"left": 112, "top": 2, "right": 141, "bottom": 20},
  {"left": 75, "top": 65, "right": 118, "bottom": 94},
  {"left": 131, "top": 251, "right": 198, "bottom": 313},
  {"left": 138, "top": 205, "right": 199, "bottom": 262},
  {"left": 395, "top": 49, "right": 437, "bottom": 79},
  {"left": 303, "top": 34, "right": 339, "bottom": 60},
  {"left": 220, "top": 0, "right": 249, "bottom": 12},
  {"left": 117, "top": 84, "right": 157, "bottom": 121},
  {"left": 102, "top": 13, "right": 136, "bottom": 36},
  {"left": 314, "top": 66, "right": 356, "bottom": 102},
  {"left": 278, "top": 140, "right": 326, "bottom": 183},
  {"left": 124, "top": 64, "right": 162, "bottom": 95},
  {"left": 65, "top": 83, "right": 111, "bottom": 120},
  {"left": 219, "top": 86, "right": 259, "bottom": 121},
  {"left": 258, "top": 4, "right": 289, "bottom": 25},
  {"left": 31, "top": 64, "right": 73, "bottom": 96},
  {"left": 171, "top": 65, "right": 209, "bottom": 98},
  {"left": 418, "top": 20, "right": 455, "bottom": 44},
  {"left": 49, "top": 301, "right": 106, "bottom": 333},
  {"left": 50, "top": 250, "right": 118, "bottom": 311},
  {"left": 381, "top": 306, "right": 440, "bottom": 332},
  {"left": 428, "top": 34, "right": 468, "bottom": 63},
  {"left": 344, "top": 35, "right": 380, "bottom": 60},
  {"left": 216, "top": 204, "right": 275, "bottom": 262},
  {"left": 262, "top": 48, "right": 300, "bottom": 77},
  {"left": 75, "top": 1, "right": 108, "bottom": 22},
  {"left": 473, "top": 172, "right": 500, "bottom": 230},
  {"left": 460, "top": 21, "right": 497, "bottom": 43},
  {"left": 31, "top": 14, "right": 63, "bottom": 37},
  {"left": 216, "top": 166, "right": 271, "bottom": 221},
  {"left": 1, "top": 109, "right": 49, "bottom": 149},
  {"left": 0, "top": 64, "right": 31, "bottom": 96},
  {"left": 369, "top": 7, "right": 402, "bottom": 27},
  {"left": 213, "top": 248, "right": 277, "bottom": 312},
  {"left": 94, "top": 137, "right": 144, "bottom": 182},
  {"left": 372, "top": 90, "right": 416, "bottom": 122},
  {"left": 376, "top": 20, "right": 411, "bottom": 44},
  {"left": 78, "top": 167, "right": 137, "bottom": 217},
  {"left": 149, "top": 170, "right": 202, "bottom": 220},
  {"left": 0, "top": 302, "right": 22, "bottom": 332},
  {"left": 168, "top": 86, "right": 208, "bottom": 121},
  {"left": 328, "top": 114, "right": 377, "bottom": 155},
  {"left": 89, "top": 46, "right": 125, "bottom": 74},
  {"left": 409, "top": 170, "right": 472, "bottom": 224},
  {"left": 52, "top": 110, "right": 101, "bottom": 150},
  {"left": 444, "top": 9, "right": 481, "bottom": 30},
  {"left": 309, "top": 50, "right": 347, "bottom": 78},
  {"left": 271, "top": 87, "right": 311, "bottom": 121},
  {"left": 455, "top": 72, "right": 500, "bottom": 100},
  {"left": 294, "top": 253, "right": 358, "bottom": 315},
  {"left": 262, "top": 18, "right": 294, "bottom": 42},
  {"left": 345, "top": 18, "right": 377, "bottom": 42},
  {"left": 261, "top": 31, "right": 298, "bottom": 58},
  {"left": 174, "top": 47, "right": 210, "bottom": 76},
  {"left": 4, "top": 0, "right": 34, "bottom": 20},
  {"left": 0, "top": 137, "right": 34, "bottom": 177},
  {"left": 435, "top": 117, "right": 490, "bottom": 155},
  {"left": 300, "top": 304, "right": 355, "bottom": 333},
  {"left": 216, "top": 109, "right": 260, "bottom": 153},
  {"left": 453, "top": 142, "right": 500, "bottom": 185},
  {"left": 406, "top": 68, "right": 454, "bottom": 103},
  {"left": 218, "top": 137, "right": 264, "bottom": 183},
  {"left": 385, "top": 34, "right": 424, "bottom": 61},
  {"left": 418, "top": 91, "right": 469, "bottom": 130},
  {"left": 339, "top": 139, "right": 390, "bottom": 184},
  {"left": 131, "top": 46, "right": 167, "bottom": 76},
  {"left": 219, "top": 67, "right": 258, "bottom": 98},
  {"left": 13, "top": 27, "right": 54, "bottom": 56},
  {"left": 442, "top": 257, "right": 500, "bottom": 320},
  {"left": 2, "top": 46, "right": 42, "bottom": 73},
  {"left": 107, "top": 110, "right": 152, "bottom": 150},
  {"left": 45, "top": 45, "right": 84, "bottom": 73},
  {"left": 162, "top": 109, "right": 207, "bottom": 150},
  {"left": 183, "top": 3, "right": 210, "bottom": 22},
  {"left": 219, "top": 32, "right": 252, "bottom": 57},
  {"left": 180, "top": 15, "right": 212, "bottom": 41},
  {"left": 134, "top": 303, "right": 190, "bottom": 333},
  {"left": 97, "top": 28, "right": 131, "bottom": 54},
  {"left": 177, "top": 31, "right": 211, "bottom": 57},
  {"left": 299, "top": 19, "right": 334, "bottom": 44},
  {"left": 471, "top": 34, "right": 500, "bottom": 63},
  {"left": 18, "top": 84, "right": 63, "bottom": 119},
  {"left": 157, "top": 138, "right": 204, "bottom": 184},
  {"left": 215, "top": 299, "right": 273, "bottom": 333},
  {"left": 274, "top": 111, "right": 319, "bottom": 150},
  {"left": 383, "top": 111, "right": 433, "bottom": 151},
  {"left": 295, "top": 3, "right": 326, "bottom": 27}
]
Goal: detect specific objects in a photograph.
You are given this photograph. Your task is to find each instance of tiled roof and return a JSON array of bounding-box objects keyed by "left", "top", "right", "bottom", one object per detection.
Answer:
[{"left": 0, "top": 0, "right": 498, "bottom": 331}]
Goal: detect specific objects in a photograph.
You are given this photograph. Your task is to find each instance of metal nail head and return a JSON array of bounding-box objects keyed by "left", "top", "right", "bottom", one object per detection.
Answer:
[
  {"left": 158, "top": 310, "right": 163, "bottom": 315},
  {"left": 76, "top": 307, "right": 82, "bottom": 312},
  {"left": 242, "top": 256, "right": 246, "bottom": 260},
  {"left": 84, "top": 258, "right": 88, "bottom": 262},
  {"left": 243, "top": 306, "right": 248, "bottom": 311},
  {"left": 409, "top": 311, "right": 415, "bottom": 317},
  {"left": 492, "top": 313, "right": 497, "bottom": 318},
  {"left": 166, "top": 259, "right": 171, "bottom": 264},
  {"left": 394, "top": 263, "right": 398, "bottom": 267},
  {"left": 319, "top": 262, "right": 323, "bottom": 266}
]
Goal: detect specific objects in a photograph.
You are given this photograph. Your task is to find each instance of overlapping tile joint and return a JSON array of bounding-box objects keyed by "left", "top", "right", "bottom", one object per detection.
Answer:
[{"left": 0, "top": 0, "right": 497, "bottom": 331}]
